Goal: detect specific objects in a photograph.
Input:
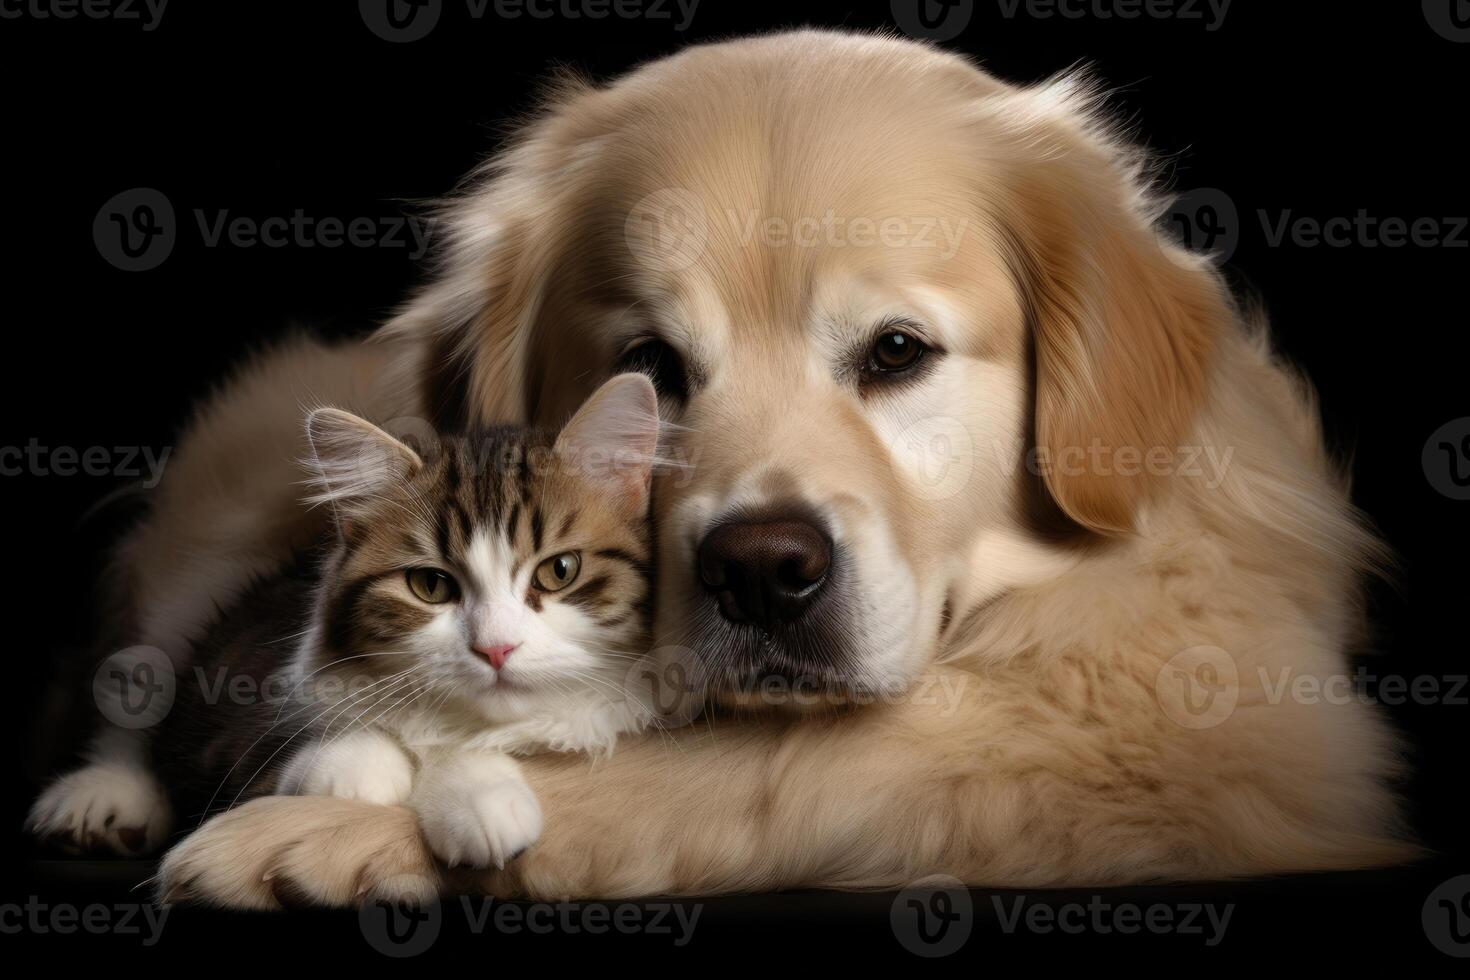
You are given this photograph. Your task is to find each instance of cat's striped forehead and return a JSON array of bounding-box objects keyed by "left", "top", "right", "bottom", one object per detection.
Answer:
[
  {"left": 343, "top": 424, "right": 647, "bottom": 583},
  {"left": 426, "top": 426, "right": 548, "bottom": 565},
  {"left": 317, "top": 421, "right": 653, "bottom": 664}
]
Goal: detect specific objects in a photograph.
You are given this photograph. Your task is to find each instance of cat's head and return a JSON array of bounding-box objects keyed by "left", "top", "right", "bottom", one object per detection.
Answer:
[{"left": 301, "top": 373, "right": 659, "bottom": 722}]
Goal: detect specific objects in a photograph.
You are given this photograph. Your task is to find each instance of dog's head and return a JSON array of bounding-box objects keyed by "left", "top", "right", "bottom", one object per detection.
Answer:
[{"left": 393, "top": 31, "right": 1231, "bottom": 697}]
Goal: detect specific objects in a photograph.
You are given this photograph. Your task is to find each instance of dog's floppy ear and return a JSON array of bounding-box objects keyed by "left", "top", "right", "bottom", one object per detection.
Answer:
[
  {"left": 991, "top": 79, "right": 1231, "bottom": 535},
  {"left": 379, "top": 73, "right": 602, "bottom": 431}
]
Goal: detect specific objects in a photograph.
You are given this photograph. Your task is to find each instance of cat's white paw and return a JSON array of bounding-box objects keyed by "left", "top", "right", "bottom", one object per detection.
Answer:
[
  {"left": 279, "top": 732, "right": 414, "bottom": 806},
  {"left": 27, "top": 761, "right": 173, "bottom": 855},
  {"left": 418, "top": 778, "right": 543, "bottom": 870}
]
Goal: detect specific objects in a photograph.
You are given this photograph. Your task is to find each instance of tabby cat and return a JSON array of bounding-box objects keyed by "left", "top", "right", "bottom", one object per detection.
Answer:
[{"left": 152, "top": 373, "right": 660, "bottom": 868}]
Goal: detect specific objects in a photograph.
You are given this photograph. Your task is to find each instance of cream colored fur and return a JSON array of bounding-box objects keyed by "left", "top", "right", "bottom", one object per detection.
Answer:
[
  {"left": 50, "top": 31, "right": 1420, "bottom": 903},
  {"left": 157, "top": 324, "right": 1413, "bottom": 906}
]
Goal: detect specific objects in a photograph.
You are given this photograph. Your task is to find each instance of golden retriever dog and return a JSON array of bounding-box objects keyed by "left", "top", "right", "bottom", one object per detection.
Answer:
[{"left": 35, "top": 30, "right": 1414, "bottom": 906}]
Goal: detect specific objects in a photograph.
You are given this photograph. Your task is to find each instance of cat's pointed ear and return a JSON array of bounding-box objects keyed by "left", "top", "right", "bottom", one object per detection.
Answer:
[
  {"left": 304, "top": 408, "right": 423, "bottom": 522},
  {"left": 554, "top": 373, "right": 660, "bottom": 517}
]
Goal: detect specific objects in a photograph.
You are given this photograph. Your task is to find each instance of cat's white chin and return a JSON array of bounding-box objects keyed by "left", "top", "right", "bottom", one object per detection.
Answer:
[
  {"left": 462, "top": 661, "right": 595, "bottom": 714},
  {"left": 468, "top": 683, "right": 580, "bottom": 724}
]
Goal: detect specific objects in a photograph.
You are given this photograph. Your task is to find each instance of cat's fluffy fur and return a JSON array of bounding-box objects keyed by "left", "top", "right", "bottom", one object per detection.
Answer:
[
  {"left": 33, "top": 30, "right": 1415, "bottom": 904},
  {"left": 36, "top": 378, "right": 662, "bottom": 869},
  {"left": 261, "top": 380, "right": 660, "bottom": 871}
]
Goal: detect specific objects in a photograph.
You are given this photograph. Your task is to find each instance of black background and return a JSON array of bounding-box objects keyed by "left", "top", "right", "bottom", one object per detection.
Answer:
[{"left": 1, "top": 0, "right": 1466, "bottom": 965}]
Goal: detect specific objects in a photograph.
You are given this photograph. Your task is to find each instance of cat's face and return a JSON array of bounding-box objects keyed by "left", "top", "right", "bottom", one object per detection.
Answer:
[{"left": 303, "top": 374, "right": 659, "bottom": 722}]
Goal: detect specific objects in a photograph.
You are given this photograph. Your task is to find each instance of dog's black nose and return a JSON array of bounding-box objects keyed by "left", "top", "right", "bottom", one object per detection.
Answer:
[{"left": 698, "top": 516, "right": 832, "bottom": 631}]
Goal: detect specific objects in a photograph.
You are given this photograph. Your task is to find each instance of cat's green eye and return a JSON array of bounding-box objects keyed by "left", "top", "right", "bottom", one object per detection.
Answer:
[
  {"left": 533, "top": 552, "right": 581, "bottom": 592},
  {"left": 406, "top": 567, "right": 458, "bottom": 604}
]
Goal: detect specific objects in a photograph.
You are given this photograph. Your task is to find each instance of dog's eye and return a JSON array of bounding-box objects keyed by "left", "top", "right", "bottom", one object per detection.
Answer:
[
  {"left": 869, "top": 331, "right": 926, "bottom": 373},
  {"left": 616, "top": 338, "right": 688, "bottom": 401}
]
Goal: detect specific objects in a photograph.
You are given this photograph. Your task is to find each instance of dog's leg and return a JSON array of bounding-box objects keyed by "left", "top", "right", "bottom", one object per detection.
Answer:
[
  {"left": 155, "top": 658, "right": 1416, "bottom": 909},
  {"left": 156, "top": 797, "right": 439, "bottom": 909}
]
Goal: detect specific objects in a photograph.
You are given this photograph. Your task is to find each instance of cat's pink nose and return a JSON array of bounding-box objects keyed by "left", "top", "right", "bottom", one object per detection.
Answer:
[{"left": 474, "top": 642, "right": 518, "bottom": 670}]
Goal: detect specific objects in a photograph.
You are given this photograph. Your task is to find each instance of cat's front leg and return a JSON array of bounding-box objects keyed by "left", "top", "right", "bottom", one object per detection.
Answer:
[
  {"left": 411, "top": 751, "right": 543, "bottom": 870},
  {"left": 276, "top": 729, "right": 414, "bottom": 806}
]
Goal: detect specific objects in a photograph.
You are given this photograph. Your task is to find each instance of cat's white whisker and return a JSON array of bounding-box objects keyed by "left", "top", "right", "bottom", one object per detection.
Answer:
[
  {"left": 284, "top": 667, "right": 429, "bottom": 791},
  {"left": 217, "top": 664, "right": 424, "bottom": 814},
  {"left": 194, "top": 656, "right": 417, "bottom": 821}
]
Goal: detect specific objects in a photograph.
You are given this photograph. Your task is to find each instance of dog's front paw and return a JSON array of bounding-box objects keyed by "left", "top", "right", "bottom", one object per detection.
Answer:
[
  {"left": 157, "top": 796, "right": 441, "bottom": 909},
  {"left": 279, "top": 732, "right": 414, "bottom": 806},
  {"left": 417, "top": 778, "right": 543, "bottom": 870},
  {"left": 27, "top": 761, "right": 173, "bottom": 856}
]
